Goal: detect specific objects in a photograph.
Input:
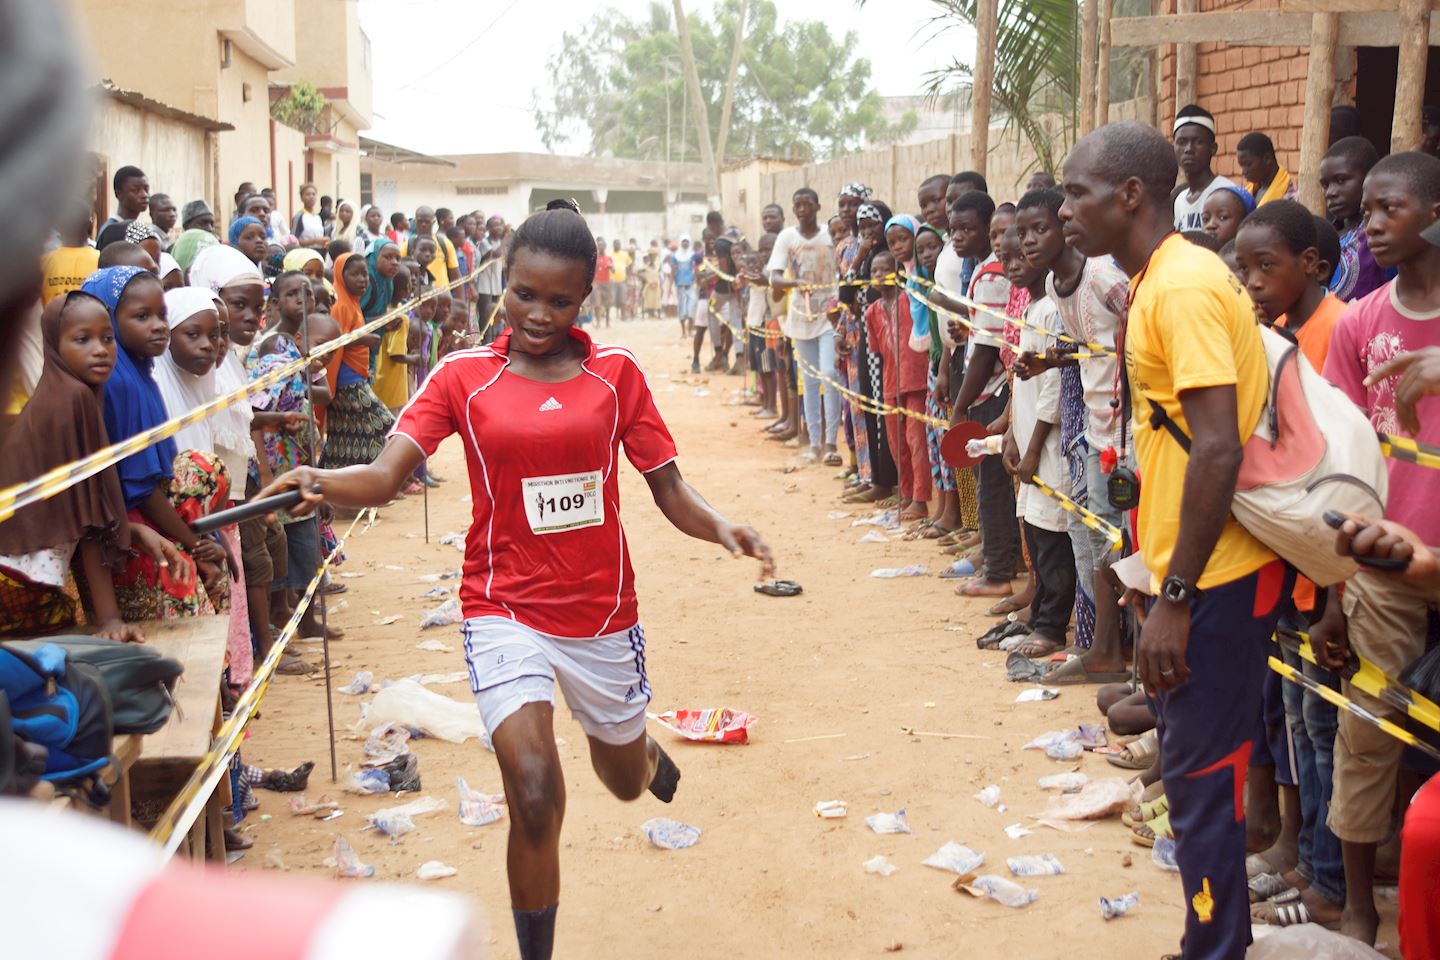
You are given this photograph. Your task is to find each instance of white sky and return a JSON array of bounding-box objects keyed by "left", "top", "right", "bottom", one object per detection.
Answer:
[{"left": 355, "top": 0, "right": 969, "bottom": 156}]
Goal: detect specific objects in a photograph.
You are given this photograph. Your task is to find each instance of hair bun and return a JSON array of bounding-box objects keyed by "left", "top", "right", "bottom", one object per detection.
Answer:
[{"left": 546, "top": 197, "right": 582, "bottom": 215}]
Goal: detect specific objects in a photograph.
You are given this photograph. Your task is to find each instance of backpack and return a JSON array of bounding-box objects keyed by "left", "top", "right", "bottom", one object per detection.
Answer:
[
  {"left": 0, "top": 643, "right": 113, "bottom": 784},
  {"left": 6, "top": 636, "right": 182, "bottom": 734},
  {"left": 1147, "top": 324, "right": 1387, "bottom": 586}
]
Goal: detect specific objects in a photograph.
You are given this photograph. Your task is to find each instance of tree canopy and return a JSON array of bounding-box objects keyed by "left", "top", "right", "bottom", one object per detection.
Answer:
[{"left": 533, "top": 0, "right": 915, "bottom": 164}]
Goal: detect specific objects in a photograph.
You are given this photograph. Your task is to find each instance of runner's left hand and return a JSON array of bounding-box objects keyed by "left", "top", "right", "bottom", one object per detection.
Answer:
[{"left": 719, "top": 523, "right": 775, "bottom": 580}]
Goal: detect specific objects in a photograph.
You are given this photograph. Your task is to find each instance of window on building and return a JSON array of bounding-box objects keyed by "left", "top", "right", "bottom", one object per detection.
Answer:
[
  {"left": 360, "top": 173, "right": 372, "bottom": 206},
  {"left": 455, "top": 185, "right": 509, "bottom": 196}
]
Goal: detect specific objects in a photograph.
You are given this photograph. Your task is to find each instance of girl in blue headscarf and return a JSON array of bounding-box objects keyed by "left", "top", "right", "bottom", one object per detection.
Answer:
[
  {"left": 229, "top": 216, "right": 268, "bottom": 268},
  {"left": 359, "top": 239, "right": 401, "bottom": 320},
  {"left": 81, "top": 266, "right": 229, "bottom": 619}
]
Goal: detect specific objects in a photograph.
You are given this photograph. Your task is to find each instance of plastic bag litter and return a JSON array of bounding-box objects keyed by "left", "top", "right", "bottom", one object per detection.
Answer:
[
  {"left": 346, "top": 768, "right": 390, "bottom": 794},
  {"left": 851, "top": 509, "right": 899, "bottom": 529},
  {"left": 1007, "top": 854, "right": 1065, "bottom": 876},
  {"left": 332, "top": 835, "right": 374, "bottom": 878},
  {"left": 1037, "top": 772, "right": 1088, "bottom": 794},
  {"left": 1100, "top": 892, "right": 1139, "bottom": 919},
  {"left": 922, "top": 841, "right": 985, "bottom": 875},
  {"left": 420, "top": 598, "right": 463, "bottom": 630},
  {"left": 1152, "top": 836, "right": 1180, "bottom": 872},
  {"left": 416, "top": 860, "right": 458, "bottom": 881},
  {"left": 377, "top": 795, "right": 445, "bottom": 819},
  {"left": 863, "top": 855, "right": 897, "bottom": 877},
  {"left": 405, "top": 671, "right": 469, "bottom": 687},
  {"left": 382, "top": 753, "right": 421, "bottom": 793},
  {"left": 338, "top": 671, "right": 374, "bottom": 695},
  {"left": 420, "top": 585, "right": 450, "bottom": 599},
  {"left": 1004, "top": 824, "right": 1032, "bottom": 839},
  {"left": 953, "top": 873, "right": 1037, "bottom": 908},
  {"left": 415, "top": 639, "right": 454, "bottom": 652},
  {"left": 367, "top": 810, "right": 414, "bottom": 842},
  {"left": 1023, "top": 729, "right": 1084, "bottom": 761},
  {"left": 415, "top": 570, "right": 461, "bottom": 583},
  {"left": 647, "top": 707, "right": 758, "bottom": 744},
  {"left": 1015, "top": 688, "right": 1059, "bottom": 703},
  {"left": 814, "top": 800, "right": 848, "bottom": 819},
  {"left": 457, "top": 777, "right": 507, "bottom": 827},
  {"left": 641, "top": 817, "right": 701, "bottom": 849},
  {"left": 288, "top": 794, "right": 340, "bottom": 817},
  {"left": 366, "top": 680, "right": 488, "bottom": 745},
  {"left": 363, "top": 723, "right": 411, "bottom": 766},
  {"left": 1006, "top": 652, "right": 1050, "bottom": 682},
  {"left": 827, "top": 511, "right": 850, "bottom": 520},
  {"left": 974, "top": 785, "right": 1001, "bottom": 808},
  {"left": 374, "top": 615, "right": 403, "bottom": 626},
  {"left": 1247, "top": 925, "right": 1388, "bottom": 959},
  {"left": 857, "top": 530, "right": 889, "bottom": 544},
  {"left": 1076, "top": 723, "right": 1108, "bottom": 750},
  {"left": 1037, "top": 778, "right": 1141, "bottom": 823},
  {"left": 437, "top": 532, "right": 466, "bottom": 553},
  {"left": 865, "top": 809, "right": 912, "bottom": 834},
  {"left": 870, "top": 565, "right": 926, "bottom": 578}
]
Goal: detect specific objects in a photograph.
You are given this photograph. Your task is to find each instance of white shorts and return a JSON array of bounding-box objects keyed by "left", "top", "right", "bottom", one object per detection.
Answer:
[{"left": 461, "top": 616, "right": 652, "bottom": 746}]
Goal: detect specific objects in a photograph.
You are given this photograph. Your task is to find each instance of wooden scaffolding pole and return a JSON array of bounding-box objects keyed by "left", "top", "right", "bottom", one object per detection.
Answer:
[
  {"left": 1393, "top": 0, "right": 1431, "bottom": 152},
  {"left": 672, "top": 0, "right": 721, "bottom": 202},
  {"left": 1081, "top": 0, "right": 1099, "bottom": 135},
  {"left": 971, "top": 0, "right": 999, "bottom": 174},
  {"left": 1097, "top": 0, "right": 1113, "bottom": 126},
  {"left": 1298, "top": 13, "right": 1339, "bottom": 215},
  {"left": 1176, "top": 0, "right": 1198, "bottom": 110}
]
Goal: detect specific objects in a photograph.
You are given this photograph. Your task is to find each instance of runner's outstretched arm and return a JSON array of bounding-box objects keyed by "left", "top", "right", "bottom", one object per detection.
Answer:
[
  {"left": 256, "top": 437, "right": 425, "bottom": 512},
  {"left": 643, "top": 462, "right": 774, "bottom": 579}
]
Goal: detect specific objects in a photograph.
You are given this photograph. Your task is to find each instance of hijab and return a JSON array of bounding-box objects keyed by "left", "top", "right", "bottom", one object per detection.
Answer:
[
  {"left": 855, "top": 200, "right": 893, "bottom": 307},
  {"left": 172, "top": 228, "right": 217, "bottom": 273},
  {"left": 228, "top": 216, "right": 263, "bottom": 248},
  {"left": 154, "top": 287, "right": 220, "bottom": 454},
  {"left": 82, "top": 266, "right": 179, "bottom": 510},
  {"left": 358, "top": 240, "right": 397, "bottom": 321},
  {"left": 282, "top": 247, "right": 322, "bottom": 274},
  {"left": 0, "top": 292, "right": 130, "bottom": 559},
  {"left": 332, "top": 252, "right": 371, "bottom": 377},
  {"left": 914, "top": 225, "right": 947, "bottom": 367}
]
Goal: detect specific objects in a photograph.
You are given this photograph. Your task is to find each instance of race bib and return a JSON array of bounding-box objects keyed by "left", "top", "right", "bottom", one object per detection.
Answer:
[{"left": 521, "top": 470, "right": 604, "bottom": 535}]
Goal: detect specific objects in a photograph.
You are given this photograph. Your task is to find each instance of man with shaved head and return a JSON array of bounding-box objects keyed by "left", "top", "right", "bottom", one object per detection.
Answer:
[
  {"left": 1060, "top": 121, "right": 1290, "bottom": 960},
  {"left": 405, "top": 204, "right": 460, "bottom": 285}
]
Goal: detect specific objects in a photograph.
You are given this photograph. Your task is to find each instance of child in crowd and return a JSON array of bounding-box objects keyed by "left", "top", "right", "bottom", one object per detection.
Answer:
[
  {"left": 249, "top": 271, "right": 334, "bottom": 643},
  {"left": 997, "top": 227, "right": 1074, "bottom": 658},
  {"left": 1201, "top": 182, "right": 1255, "bottom": 248},
  {"left": 640, "top": 252, "right": 661, "bottom": 318},
  {"left": 865, "top": 248, "right": 931, "bottom": 518},
  {"left": 1320, "top": 150, "right": 1440, "bottom": 946},
  {"left": 0, "top": 293, "right": 168, "bottom": 641},
  {"left": 1320, "top": 136, "right": 1392, "bottom": 302},
  {"left": 375, "top": 278, "right": 423, "bottom": 415},
  {"left": 230, "top": 217, "right": 268, "bottom": 267},
  {"left": 741, "top": 242, "right": 778, "bottom": 419}
]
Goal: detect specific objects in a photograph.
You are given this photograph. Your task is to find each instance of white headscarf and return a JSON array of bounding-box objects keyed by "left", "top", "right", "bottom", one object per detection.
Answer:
[
  {"left": 187, "top": 243, "right": 263, "bottom": 294},
  {"left": 154, "top": 287, "right": 220, "bottom": 455},
  {"left": 158, "top": 251, "right": 181, "bottom": 283}
]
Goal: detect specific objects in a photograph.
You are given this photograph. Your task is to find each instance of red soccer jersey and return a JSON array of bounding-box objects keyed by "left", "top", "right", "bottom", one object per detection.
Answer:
[{"left": 391, "top": 327, "right": 678, "bottom": 638}]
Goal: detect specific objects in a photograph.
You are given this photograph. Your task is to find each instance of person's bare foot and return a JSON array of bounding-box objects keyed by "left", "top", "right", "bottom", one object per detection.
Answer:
[
  {"left": 768, "top": 428, "right": 798, "bottom": 442},
  {"left": 954, "top": 576, "right": 1013, "bottom": 597},
  {"left": 1251, "top": 887, "right": 1342, "bottom": 927},
  {"left": 1254, "top": 836, "right": 1300, "bottom": 877},
  {"left": 299, "top": 621, "right": 344, "bottom": 641},
  {"left": 1339, "top": 903, "right": 1380, "bottom": 945}
]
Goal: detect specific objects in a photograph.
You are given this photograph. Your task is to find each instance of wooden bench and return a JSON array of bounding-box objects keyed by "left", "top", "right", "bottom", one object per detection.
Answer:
[{"left": 103, "top": 615, "right": 232, "bottom": 862}]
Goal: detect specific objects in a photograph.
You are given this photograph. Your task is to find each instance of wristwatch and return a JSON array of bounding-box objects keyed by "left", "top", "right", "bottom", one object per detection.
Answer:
[{"left": 1160, "top": 575, "right": 1194, "bottom": 605}]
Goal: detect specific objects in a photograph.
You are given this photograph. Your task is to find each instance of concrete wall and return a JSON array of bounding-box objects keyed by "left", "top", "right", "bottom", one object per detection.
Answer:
[
  {"left": 721, "top": 127, "right": 1045, "bottom": 244},
  {"left": 272, "top": 0, "right": 373, "bottom": 127},
  {"left": 216, "top": 46, "right": 277, "bottom": 209},
  {"left": 90, "top": 97, "right": 213, "bottom": 214}
]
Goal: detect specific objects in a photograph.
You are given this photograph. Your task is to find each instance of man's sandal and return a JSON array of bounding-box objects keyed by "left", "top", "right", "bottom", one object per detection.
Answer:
[
  {"left": 1106, "top": 730, "right": 1159, "bottom": 770},
  {"left": 754, "top": 580, "right": 803, "bottom": 597},
  {"left": 1129, "top": 811, "right": 1172, "bottom": 848}
]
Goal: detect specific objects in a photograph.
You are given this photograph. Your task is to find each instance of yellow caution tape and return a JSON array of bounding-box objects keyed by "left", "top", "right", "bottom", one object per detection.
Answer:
[
  {"left": 1268, "top": 654, "right": 1440, "bottom": 762},
  {"left": 1026, "top": 475, "right": 1124, "bottom": 551},
  {"left": 1275, "top": 628, "right": 1440, "bottom": 734},
  {"left": 1378, "top": 432, "right": 1440, "bottom": 471},
  {"left": 148, "top": 506, "right": 376, "bottom": 856},
  {"left": 0, "top": 263, "right": 495, "bottom": 525}
]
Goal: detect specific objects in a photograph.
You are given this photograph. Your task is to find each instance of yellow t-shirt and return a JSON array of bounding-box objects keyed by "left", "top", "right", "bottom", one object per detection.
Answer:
[
  {"left": 373, "top": 322, "right": 412, "bottom": 410},
  {"left": 610, "top": 250, "right": 631, "bottom": 282},
  {"left": 41, "top": 246, "right": 100, "bottom": 305},
  {"left": 1126, "top": 233, "right": 1276, "bottom": 592},
  {"left": 401, "top": 235, "right": 459, "bottom": 287}
]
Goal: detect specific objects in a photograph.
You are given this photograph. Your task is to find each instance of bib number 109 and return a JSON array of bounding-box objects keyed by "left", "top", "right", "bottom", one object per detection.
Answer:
[{"left": 521, "top": 470, "right": 604, "bottom": 535}]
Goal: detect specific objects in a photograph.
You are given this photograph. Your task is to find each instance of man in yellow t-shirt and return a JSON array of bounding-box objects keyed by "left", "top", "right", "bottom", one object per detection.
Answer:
[
  {"left": 1060, "top": 121, "right": 1290, "bottom": 960},
  {"left": 401, "top": 206, "right": 460, "bottom": 286},
  {"left": 608, "top": 239, "right": 632, "bottom": 320},
  {"left": 41, "top": 206, "right": 100, "bottom": 304}
]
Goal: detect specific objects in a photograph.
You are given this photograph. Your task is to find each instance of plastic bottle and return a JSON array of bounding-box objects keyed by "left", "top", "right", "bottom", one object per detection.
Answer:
[{"left": 965, "top": 434, "right": 1005, "bottom": 458}]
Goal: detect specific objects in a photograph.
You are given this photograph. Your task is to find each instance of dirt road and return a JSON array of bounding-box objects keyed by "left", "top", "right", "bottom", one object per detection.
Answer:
[{"left": 241, "top": 317, "right": 1398, "bottom": 958}]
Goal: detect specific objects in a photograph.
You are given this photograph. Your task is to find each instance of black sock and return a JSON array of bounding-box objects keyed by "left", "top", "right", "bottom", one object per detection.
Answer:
[
  {"left": 512, "top": 903, "right": 557, "bottom": 960},
  {"left": 649, "top": 744, "right": 681, "bottom": 803}
]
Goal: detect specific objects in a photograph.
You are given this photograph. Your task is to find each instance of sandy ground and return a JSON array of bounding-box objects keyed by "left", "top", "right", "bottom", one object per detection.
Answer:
[{"left": 240, "top": 316, "right": 1400, "bottom": 958}]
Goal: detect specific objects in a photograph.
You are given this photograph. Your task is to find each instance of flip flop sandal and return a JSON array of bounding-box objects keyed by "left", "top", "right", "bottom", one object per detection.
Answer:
[
  {"left": 920, "top": 523, "right": 956, "bottom": 540},
  {"left": 1247, "top": 872, "right": 1293, "bottom": 903},
  {"left": 1106, "top": 730, "right": 1159, "bottom": 770},
  {"left": 939, "top": 558, "right": 977, "bottom": 579},
  {"left": 1252, "top": 900, "right": 1340, "bottom": 930},
  {"left": 754, "top": 580, "right": 803, "bottom": 597},
  {"left": 977, "top": 620, "right": 1030, "bottom": 650},
  {"left": 986, "top": 595, "right": 1029, "bottom": 617},
  {"left": 1044, "top": 659, "right": 1132, "bottom": 685},
  {"left": 1267, "top": 887, "right": 1303, "bottom": 906},
  {"left": 824, "top": 453, "right": 845, "bottom": 467},
  {"left": 934, "top": 529, "right": 965, "bottom": 547},
  {"left": 1005, "top": 634, "right": 1063, "bottom": 657},
  {"left": 878, "top": 496, "right": 902, "bottom": 508},
  {"left": 1129, "top": 811, "right": 1172, "bottom": 848},
  {"left": 1122, "top": 794, "right": 1170, "bottom": 829},
  {"left": 1245, "top": 853, "right": 1278, "bottom": 879}
]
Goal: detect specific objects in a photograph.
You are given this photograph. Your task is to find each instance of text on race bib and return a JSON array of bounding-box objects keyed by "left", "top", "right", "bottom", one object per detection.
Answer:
[{"left": 521, "top": 470, "right": 604, "bottom": 535}]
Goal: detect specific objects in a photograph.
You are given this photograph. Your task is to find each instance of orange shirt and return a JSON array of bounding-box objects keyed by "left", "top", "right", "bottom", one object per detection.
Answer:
[{"left": 1276, "top": 292, "right": 1345, "bottom": 611}]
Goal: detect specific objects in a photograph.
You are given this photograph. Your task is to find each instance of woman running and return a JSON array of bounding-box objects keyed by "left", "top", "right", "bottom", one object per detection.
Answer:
[{"left": 259, "top": 200, "right": 773, "bottom": 960}]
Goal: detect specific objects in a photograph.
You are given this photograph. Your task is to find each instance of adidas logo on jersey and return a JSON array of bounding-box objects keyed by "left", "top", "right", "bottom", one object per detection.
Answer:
[{"left": 538, "top": 397, "right": 563, "bottom": 412}]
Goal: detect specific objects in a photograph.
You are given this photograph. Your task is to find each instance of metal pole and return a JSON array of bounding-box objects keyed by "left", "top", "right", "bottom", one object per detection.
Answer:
[{"left": 297, "top": 312, "right": 339, "bottom": 784}]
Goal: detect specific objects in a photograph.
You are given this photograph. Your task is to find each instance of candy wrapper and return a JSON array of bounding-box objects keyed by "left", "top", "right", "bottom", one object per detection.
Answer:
[
  {"left": 1100, "top": 893, "right": 1139, "bottom": 919},
  {"left": 814, "top": 800, "right": 848, "bottom": 819},
  {"left": 647, "top": 707, "right": 758, "bottom": 745},
  {"left": 641, "top": 817, "right": 702, "bottom": 849},
  {"left": 865, "top": 809, "right": 912, "bottom": 834}
]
